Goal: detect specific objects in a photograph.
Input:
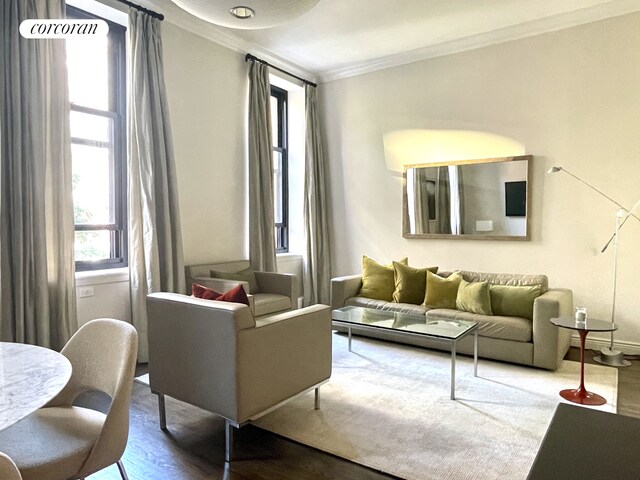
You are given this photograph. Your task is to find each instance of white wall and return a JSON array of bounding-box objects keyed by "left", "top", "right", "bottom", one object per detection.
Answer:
[{"left": 321, "top": 13, "right": 640, "bottom": 350}]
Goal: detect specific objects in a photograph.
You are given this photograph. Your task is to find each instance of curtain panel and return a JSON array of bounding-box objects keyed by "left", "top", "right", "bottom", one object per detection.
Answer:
[
  {"left": 303, "top": 85, "right": 331, "bottom": 305},
  {"left": 128, "top": 9, "right": 185, "bottom": 362},
  {"left": 0, "top": 0, "right": 77, "bottom": 349},
  {"left": 247, "top": 61, "right": 277, "bottom": 273}
]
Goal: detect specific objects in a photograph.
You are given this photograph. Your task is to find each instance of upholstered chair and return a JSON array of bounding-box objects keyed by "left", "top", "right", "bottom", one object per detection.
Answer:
[
  {"left": 147, "top": 292, "right": 332, "bottom": 461},
  {"left": 185, "top": 260, "right": 298, "bottom": 317},
  {"left": 0, "top": 453, "right": 22, "bottom": 480},
  {"left": 0, "top": 319, "right": 138, "bottom": 480}
]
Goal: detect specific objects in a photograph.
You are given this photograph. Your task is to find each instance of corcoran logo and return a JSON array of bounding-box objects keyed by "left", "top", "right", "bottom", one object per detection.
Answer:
[{"left": 19, "top": 19, "right": 109, "bottom": 38}]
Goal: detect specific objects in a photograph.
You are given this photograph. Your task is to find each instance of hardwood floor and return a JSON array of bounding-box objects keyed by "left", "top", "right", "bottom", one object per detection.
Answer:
[{"left": 82, "top": 347, "right": 638, "bottom": 480}]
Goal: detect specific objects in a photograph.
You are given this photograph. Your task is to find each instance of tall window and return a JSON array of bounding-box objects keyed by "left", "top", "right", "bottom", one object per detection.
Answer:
[
  {"left": 66, "top": 7, "right": 127, "bottom": 270},
  {"left": 270, "top": 85, "right": 288, "bottom": 252}
]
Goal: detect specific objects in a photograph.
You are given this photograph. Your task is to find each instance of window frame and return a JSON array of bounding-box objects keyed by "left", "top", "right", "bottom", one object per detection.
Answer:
[
  {"left": 271, "top": 85, "right": 289, "bottom": 253},
  {"left": 67, "top": 6, "right": 128, "bottom": 271}
]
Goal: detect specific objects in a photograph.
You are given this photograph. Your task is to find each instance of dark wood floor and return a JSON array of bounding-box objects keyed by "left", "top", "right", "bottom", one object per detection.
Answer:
[{"left": 83, "top": 347, "right": 638, "bottom": 480}]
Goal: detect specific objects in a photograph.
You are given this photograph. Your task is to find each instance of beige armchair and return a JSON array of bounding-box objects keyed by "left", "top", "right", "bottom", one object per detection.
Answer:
[
  {"left": 0, "top": 453, "right": 22, "bottom": 480},
  {"left": 147, "top": 292, "right": 332, "bottom": 461},
  {"left": 186, "top": 260, "right": 298, "bottom": 317}
]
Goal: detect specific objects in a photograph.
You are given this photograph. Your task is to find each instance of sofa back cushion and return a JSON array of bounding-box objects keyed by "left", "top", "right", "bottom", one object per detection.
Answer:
[
  {"left": 449, "top": 271, "right": 548, "bottom": 293},
  {"left": 359, "top": 256, "right": 408, "bottom": 301},
  {"left": 211, "top": 267, "right": 258, "bottom": 294}
]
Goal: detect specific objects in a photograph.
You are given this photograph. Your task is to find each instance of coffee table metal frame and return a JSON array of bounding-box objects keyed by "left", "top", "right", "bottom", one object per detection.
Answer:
[{"left": 332, "top": 306, "right": 479, "bottom": 400}]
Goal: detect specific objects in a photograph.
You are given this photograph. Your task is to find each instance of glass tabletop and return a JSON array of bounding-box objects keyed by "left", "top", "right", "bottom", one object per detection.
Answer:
[
  {"left": 332, "top": 306, "right": 477, "bottom": 340},
  {"left": 550, "top": 316, "right": 617, "bottom": 332}
]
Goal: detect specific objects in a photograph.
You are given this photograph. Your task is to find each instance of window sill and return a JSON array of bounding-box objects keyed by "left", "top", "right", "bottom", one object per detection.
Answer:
[
  {"left": 277, "top": 252, "right": 303, "bottom": 260},
  {"left": 76, "top": 267, "right": 129, "bottom": 286}
]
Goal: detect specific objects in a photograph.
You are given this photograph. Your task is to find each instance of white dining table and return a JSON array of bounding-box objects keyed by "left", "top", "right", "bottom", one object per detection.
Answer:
[{"left": 0, "top": 342, "right": 72, "bottom": 431}]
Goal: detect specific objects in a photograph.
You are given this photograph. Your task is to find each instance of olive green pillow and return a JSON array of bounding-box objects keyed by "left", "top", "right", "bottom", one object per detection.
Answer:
[
  {"left": 424, "top": 271, "right": 462, "bottom": 309},
  {"left": 358, "top": 256, "right": 408, "bottom": 301},
  {"left": 456, "top": 280, "right": 493, "bottom": 315},
  {"left": 210, "top": 267, "right": 258, "bottom": 294},
  {"left": 489, "top": 284, "right": 543, "bottom": 320},
  {"left": 392, "top": 262, "right": 439, "bottom": 304}
]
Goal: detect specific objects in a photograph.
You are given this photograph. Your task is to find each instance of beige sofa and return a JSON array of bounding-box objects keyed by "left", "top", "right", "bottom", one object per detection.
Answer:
[
  {"left": 147, "top": 292, "right": 332, "bottom": 461},
  {"left": 331, "top": 270, "right": 573, "bottom": 370},
  {"left": 186, "top": 260, "right": 297, "bottom": 317}
]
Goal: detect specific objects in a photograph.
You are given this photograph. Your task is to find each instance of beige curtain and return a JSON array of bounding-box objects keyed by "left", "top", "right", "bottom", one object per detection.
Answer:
[
  {"left": 247, "top": 60, "right": 277, "bottom": 272},
  {"left": 0, "top": 0, "right": 77, "bottom": 349},
  {"left": 303, "top": 85, "right": 331, "bottom": 305},
  {"left": 128, "top": 9, "right": 185, "bottom": 362}
]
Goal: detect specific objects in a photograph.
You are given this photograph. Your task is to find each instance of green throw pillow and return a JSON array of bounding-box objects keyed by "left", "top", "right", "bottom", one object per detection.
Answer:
[
  {"left": 489, "top": 284, "right": 542, "bottom": 320},
  {"left": 210, "top": 267, "right": 258, "bottom": 294},
  {"left": 456, "top": 280, "right": 493, "bottom": 315},
  {"left": 359, "top": 256, "right": 408, "bottom": 301},
  {"left": 424, "top": 271, "right": 462, "bottom": 309},
  {"left": 392, "top": 262, "right": 438, "bottom": 304}
]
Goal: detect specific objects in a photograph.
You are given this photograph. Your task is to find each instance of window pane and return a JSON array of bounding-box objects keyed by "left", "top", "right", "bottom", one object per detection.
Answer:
[
  {"left": 270, "top": 95, "right": 279, "bottom": 147},
  {"left": 75, "top": 230, "right": 111, "bottom": 262},
  {"left": 70, "top": 110, "right": 112, "bottom": 143},
  {"left": 66, "top": 36, "right": 109, "bottom": 110},
  {"left": 72, "top": 144, "right": 113, "bottom": 224},
  {"left": 273, "top": 150, "right": 283, "bottom": 224}
]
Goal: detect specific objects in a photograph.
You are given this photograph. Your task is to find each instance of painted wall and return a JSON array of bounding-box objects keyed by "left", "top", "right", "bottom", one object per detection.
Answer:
[{"left": 321, "top": 13, "right": 640, "bottom": 350}]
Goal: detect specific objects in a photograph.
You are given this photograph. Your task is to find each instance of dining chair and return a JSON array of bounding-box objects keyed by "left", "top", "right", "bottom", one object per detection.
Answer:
[
  {"left": 0, "top": 319, "right": 138, "bottom": 480},
  {"left": 0, "top": 453, "right": 22, "bottom": 480}
]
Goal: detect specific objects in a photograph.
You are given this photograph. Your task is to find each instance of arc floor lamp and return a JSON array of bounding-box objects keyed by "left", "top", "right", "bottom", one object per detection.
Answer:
[{"left": 548, "top": 166, "right": 640, "bottom": 367}]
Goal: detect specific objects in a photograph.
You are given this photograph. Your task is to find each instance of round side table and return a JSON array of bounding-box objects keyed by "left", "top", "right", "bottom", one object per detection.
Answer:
[{"left": 550, "top": 316, "right": 616, "bottom": 406}]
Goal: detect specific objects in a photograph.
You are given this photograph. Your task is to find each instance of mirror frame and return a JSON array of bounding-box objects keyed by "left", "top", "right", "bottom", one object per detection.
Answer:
[{"left": 402, "top": 155, "right": 532, "bottom": 241}]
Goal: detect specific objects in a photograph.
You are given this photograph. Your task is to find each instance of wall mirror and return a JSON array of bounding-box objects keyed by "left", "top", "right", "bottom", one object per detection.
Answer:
[{"left": 403, "top": 155, "right": 531, "bottom": 240}]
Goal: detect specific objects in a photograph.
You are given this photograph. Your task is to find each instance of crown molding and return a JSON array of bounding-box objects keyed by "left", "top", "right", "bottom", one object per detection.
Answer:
[
  {"left": 319, "top": 0, "right": 640, "bottom": 83},
  {"left": 139, "top": 0, "right": 317, "bottom": 82}
]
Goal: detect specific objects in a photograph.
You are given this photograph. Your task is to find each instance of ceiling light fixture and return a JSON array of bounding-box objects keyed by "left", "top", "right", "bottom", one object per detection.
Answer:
[
  {"left": 230, "top": 6, "right": 255, "bottom": 19},
  {"left": 169, "top": 0, "right": 320, "bottom": 29}
]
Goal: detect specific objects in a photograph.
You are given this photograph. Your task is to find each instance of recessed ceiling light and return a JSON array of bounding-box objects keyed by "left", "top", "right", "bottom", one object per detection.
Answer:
[{"left": 230, "top": 6, "right": 255, "bottom": 19}]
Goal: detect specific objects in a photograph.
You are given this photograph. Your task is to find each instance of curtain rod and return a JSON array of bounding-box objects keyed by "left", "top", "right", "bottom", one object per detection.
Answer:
[
  {"left": 114, "top": 0, "right": 164, "bottom": 20},
  {"left": 245, "top": 53, "right": 317, "bottom": 88}
]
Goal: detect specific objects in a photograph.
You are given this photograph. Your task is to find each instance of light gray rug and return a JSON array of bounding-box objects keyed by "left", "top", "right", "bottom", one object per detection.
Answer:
[{"left": 254, "top": 333, "right": 617, "bottom": 480}]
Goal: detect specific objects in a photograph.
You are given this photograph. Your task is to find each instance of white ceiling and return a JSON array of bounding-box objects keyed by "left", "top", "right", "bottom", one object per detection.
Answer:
[{"left": 145, "top": 0, "right": 640, "bottom": 82}]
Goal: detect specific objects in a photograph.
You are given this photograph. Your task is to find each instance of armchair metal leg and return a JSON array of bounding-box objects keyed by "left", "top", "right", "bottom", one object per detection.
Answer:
[
  {"left": 225, "top": 420, "right": 236, "bottom": 462},
  {"left": 157, "top": 393, "right": 167, "bottom": 430},
  {"left": 116, "top": 460, "right": 129, "bottom": 480},
  {"left": 315, "top": 387, "right": 321, "bottom": 410}
]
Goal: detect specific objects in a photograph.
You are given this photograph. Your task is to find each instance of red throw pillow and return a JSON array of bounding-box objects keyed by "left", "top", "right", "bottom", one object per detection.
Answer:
[
  {"left": 192, "top": 283, "right": 221, "bottom": 300},
  {"left": 217, "top": 284, "right": 250, "bottom": 306}
]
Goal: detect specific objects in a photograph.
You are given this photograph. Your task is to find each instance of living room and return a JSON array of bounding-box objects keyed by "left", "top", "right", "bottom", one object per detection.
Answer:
[{"left": 1, "top": 0, "right": 639, "bottom": 479}]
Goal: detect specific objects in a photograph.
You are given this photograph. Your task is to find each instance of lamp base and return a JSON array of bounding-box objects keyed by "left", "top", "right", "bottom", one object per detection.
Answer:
[{"left": 593, "top": 347, "right": 631, "bottom": 367}]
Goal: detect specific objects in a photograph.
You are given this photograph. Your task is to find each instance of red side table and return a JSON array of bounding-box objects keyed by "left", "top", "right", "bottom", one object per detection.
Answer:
[{"left": 550, "top": 316, "right": 617, "bottom": 406}]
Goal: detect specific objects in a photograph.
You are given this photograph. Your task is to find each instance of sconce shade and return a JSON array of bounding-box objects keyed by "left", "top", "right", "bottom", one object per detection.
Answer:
[{"left": 169, "top": 0, "right": 320, "bottom": 29}]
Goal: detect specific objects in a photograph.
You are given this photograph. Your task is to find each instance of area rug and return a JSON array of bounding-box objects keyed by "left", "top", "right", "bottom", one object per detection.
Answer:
[{"left": 253, "top": 333, "right": 617, "bottom": 480}]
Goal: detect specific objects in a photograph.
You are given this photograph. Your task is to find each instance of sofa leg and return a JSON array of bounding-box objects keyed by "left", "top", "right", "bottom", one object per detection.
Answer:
[
  {"left": 314, "top": 387, "right": 321, "bottom": 410},
  {"left": 225, "top": 420, "right": 235, "bottom": 462},
  {"left": 157, "top": 393, "right": 167, "bottom": 431}
]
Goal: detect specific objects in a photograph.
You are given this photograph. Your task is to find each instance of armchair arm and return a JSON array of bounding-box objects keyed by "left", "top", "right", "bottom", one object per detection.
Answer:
[
  {"left": 254, "top": 271, "right": 298, "bottom": 309},
  {"left": 236, "top": 304, "right": 332, "bottom": 422},
  {"left": 532, "top": 288, "right": 573, "bottom": 369},
  {"left": 331, "top": 274, "right": 363, "bottom": 309}
]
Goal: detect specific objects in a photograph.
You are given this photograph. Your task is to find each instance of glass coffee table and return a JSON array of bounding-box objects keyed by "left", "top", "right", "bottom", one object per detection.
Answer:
[{"left": 332, "top": 306, "right": 479, "bottom": 400}]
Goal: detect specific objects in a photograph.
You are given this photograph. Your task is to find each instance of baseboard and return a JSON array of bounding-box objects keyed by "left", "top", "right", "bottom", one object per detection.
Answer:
[{"left": 572, "top": 334, "right": 640, "bottom": 355}]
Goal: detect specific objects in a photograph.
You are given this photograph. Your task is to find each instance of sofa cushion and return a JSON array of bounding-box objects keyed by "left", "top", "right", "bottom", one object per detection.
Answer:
[
  {"left": 211, "top": 267, "right": 258, "bottom": 294},
  {"left": 392, "top": 262, "right": 438, "bottom": 304},
  {"left": 424, "top": 271, "right": 462, "bottom": 309},
  {"left": 489, "top": 284, "right": 542, "bottom": 320},
  {"left": 192, "top": 283, "right": 221, "bottom": 300},
  {"left": 426, "top": 309, "right": 532, "bottom": 343},
  {"left": 358, "top": 256, "right": 408, "bottom": 301},
  {"left": 345, "top": 297, "right": 428, "bottom": 315},
  {"left": 456, "top": 280, "right": 492, "bottom": 315},
  {"left": 253, "top": 293, "right": 291, "bottom": 317}
]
